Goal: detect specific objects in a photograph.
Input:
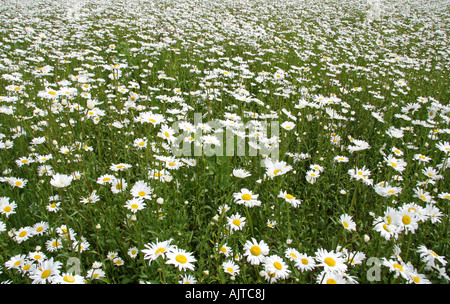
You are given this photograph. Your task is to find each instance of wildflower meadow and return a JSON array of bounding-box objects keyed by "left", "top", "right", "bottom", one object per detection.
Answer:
[{"left": 0, "top": 0, "right": 448, "bottom": 285}]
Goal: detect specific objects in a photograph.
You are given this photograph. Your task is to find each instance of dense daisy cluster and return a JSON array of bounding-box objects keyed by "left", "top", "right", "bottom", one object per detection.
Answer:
[{"left": 0, "top": 0, "right": 448, "bottom": 284}]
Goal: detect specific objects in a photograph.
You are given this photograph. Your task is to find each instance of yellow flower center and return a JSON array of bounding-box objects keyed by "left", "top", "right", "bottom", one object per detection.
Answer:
[
  {"left": 285, "top": 194, "right": 294, "bottom": 200},
  {"left": 393, "top": 263, "right": 403, "bottom": 272},
  {"left": 301, "top": 258, "right": 309, "bottom": 265},
  {"left": 19, "top": 231, "right": 27, "bottom": 237},
  {"left": 273, "top": 169, "right": 281, "bottom": 175},
  {"left": 3, "top": 206, "right": 11, "bottom": 213},
  {"left": 402, "top": 215, "right": 411, "bottom": 225},
  {"left": 63, "top": 275, "right": 76, "bottom": 283},
  {"left": 175, "top": 255, "right": 187, "bottom": 264},
  {"left": 324, "top": 257, "right": 336, "bottom": 267},
  {"left": 131, "top": 204, "right": 138, "bottom": 209},
  {"left": 413, "top": 276, "right": 420, "bottom": 283},
  {"left": 155, "top": 248, "right": 165, "bottom": 255},
  {"left": 250, "top": 246, "right": 261, "bottom": 256},
  {"left": 326, "top": 278, "right": 337, "bottom": 284},
  {"left": 233, "top": 219, "right": 241, "bottom": 226},
  {"left": 14, "top": 260, "right": 21, "bottom": 266},
  {"left": 226, "top": 267, "right": 234, "bottom": 273},
  {"left": 343, "top": 222, "right": 349, "bottom": 228},
  {"left": 165, "top": 131, "right": 170, "bottom": 138},
  {"left": 138, "top": 191, "right": 146, "bottom": 197},
  {"left": 41, "top": 270, "right": 51, "bottom": 279},
  {"left": 273, "top": 262, "right": 282, "bottom": 270},
  {"left": 241, "top": 194, "right": 252, "bottom": 201},
  {"left": 386, "top": 216, "right": 392, "bottom": 225}
]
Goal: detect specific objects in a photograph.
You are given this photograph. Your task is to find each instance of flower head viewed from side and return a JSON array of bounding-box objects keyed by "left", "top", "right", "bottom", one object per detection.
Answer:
[
  {"left": 340, "top": 213, "right": 356, "bottom": 231},
  {"left": 50, "top": 173, "right": 73, "bottom": 188},
  {"left": 232, "top": 168, "right": 251, "bottom": 178},
  {"left": 142, "top": 239, "right": 176, "bottom": 264}
]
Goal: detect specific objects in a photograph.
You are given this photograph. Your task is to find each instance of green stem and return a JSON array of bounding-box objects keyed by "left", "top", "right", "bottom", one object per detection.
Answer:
[{"left": 245, "top": 206, "right": 254, "bottom": 237}]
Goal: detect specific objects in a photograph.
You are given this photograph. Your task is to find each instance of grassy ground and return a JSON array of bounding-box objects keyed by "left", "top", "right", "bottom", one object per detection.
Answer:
[{"left": 0, "top": 0, "right": 448, "bottom": 284}]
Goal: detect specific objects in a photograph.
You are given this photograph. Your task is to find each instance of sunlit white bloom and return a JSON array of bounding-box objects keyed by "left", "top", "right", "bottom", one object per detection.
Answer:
[
  {"left": 109, "top": 163, "right": 132, "bottom": 171},
  {"left": 315, "top": 248, "right": 347, "bottom": 273},
  {"left": 29, "top": 258, "right": 63, "bottom": 284},
  {"left": 278, "top": 190, "right": 301, "bottom": 207},
  {"left": 233, "top": 188, "right": 261, "bottom": 208},
  {"left": 417, "top": 245, "right": 447, "bottom": 269},
  {"left": 166, "top": 248, "right": 197, "bottom": 271},
  {"left": 50, "top": 173, "right": 73, "bottom": 188},
  {"left": 130, "top": 180, "right": 152, "bottom": 200},
  {"left": 124, "top": 197, "right": 146, "bottom": 213},
  {"left": 142, "top": 239, "right": 176, "bottom": 264},
  {"left": 264, "top": 160, "right": 292, "bottom": 179},
  {"left": 339, "top": 214, "right": 356, "bottom": 231},
  {"left": 385, "top": 154, "right": 407, "bottom": 172},
  {"left": 222, "top": 260, "right": 240, "bottom": 276},
  {"left": 243, "top": 238, "right": 270, "bottom": 265},
  {"left": 110, "top": 178, "right": 128, "bottom": 194},
  {"left": 263, "top": 255, "right": 291, "bottom": 283},
  {"left": 348, "top": 166, "right": 373, "bottom": 186},
  {"left": 227, "top": 212, "right": 246, "bottom": 232},
  {"left": 232, "top": 169, "right": 251, "bottom": 178}
]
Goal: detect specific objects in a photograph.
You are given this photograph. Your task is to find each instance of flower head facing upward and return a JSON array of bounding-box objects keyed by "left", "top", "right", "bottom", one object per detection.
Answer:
[
  {"left": 315, "top": 248, "right": 347, "bottom": 273},
  {"left": 243, "top": 238, "right": 270, "bottom": 265},
  {"left": 263, "top": 255, "right": 291, "bottom": 283},
  {"left": 166, "top": 248, "right": 197, "bottom": 272}
]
